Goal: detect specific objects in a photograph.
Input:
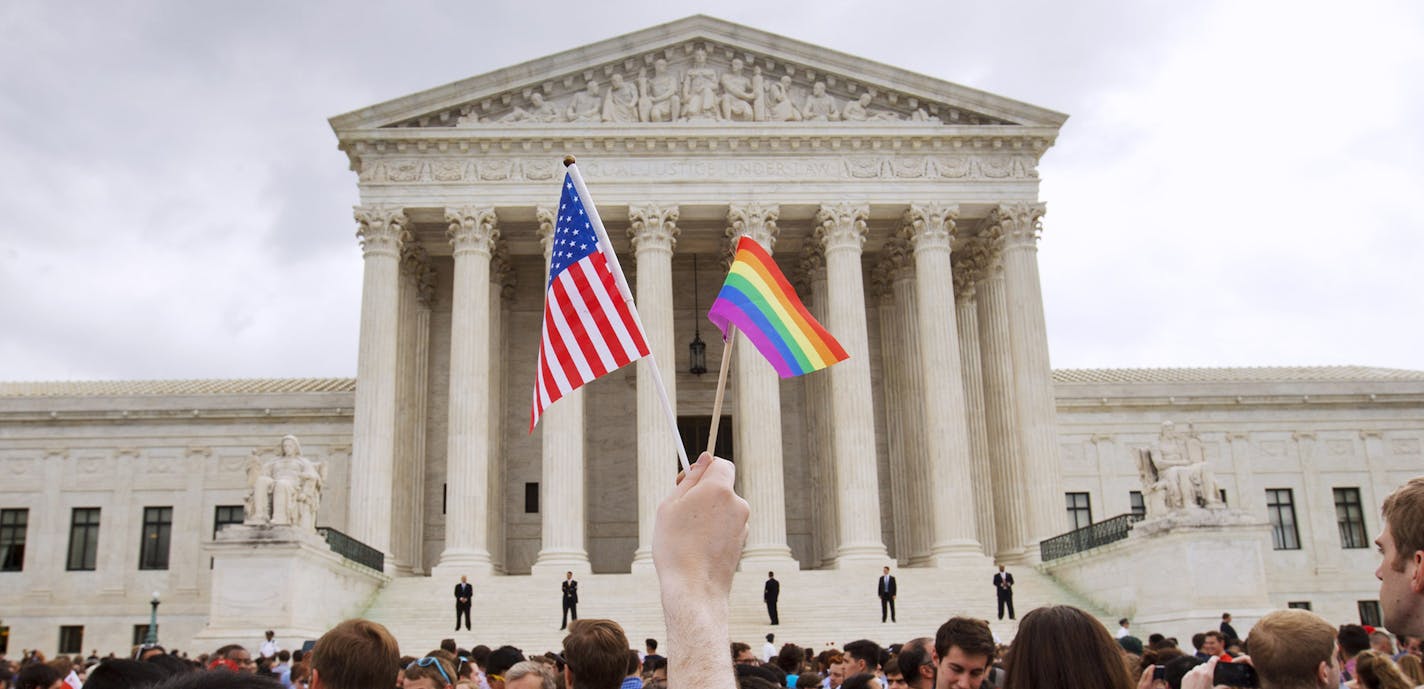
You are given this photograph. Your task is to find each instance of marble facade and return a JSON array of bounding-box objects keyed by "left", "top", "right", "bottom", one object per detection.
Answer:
[{"left": 1, "top": 16, "right": 1422, "bottom": 655}]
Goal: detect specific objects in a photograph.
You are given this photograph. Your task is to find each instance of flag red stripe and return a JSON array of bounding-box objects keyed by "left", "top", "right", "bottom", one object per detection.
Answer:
[
  {"left": 595, "top": 254, "right": 650, "bottom": 358},
  {"left": 567, "top": 260, "right": 626, "bottom": 369},
  {"left": 552, "top": 272, "right": 609, "bottom": 379},
  {"left": 543, "top": 304, "right": 584, "bottom": 388}
]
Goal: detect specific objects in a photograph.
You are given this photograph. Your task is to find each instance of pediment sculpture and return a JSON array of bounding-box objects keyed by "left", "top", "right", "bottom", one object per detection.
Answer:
[
  {"left": 244, "top": 434, "right": 326, "bottom": 530},
  {"left": 444, "top": 45, "right": 965, "bottom": 128},
  {"left": 1134, "top": 421, "right": 1225, "bottom": 519}
]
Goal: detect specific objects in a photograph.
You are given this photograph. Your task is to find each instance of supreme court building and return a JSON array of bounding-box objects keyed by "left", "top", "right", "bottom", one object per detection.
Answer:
[{"left": 2, "top": 16, "right": 1422, "bottom": 655}]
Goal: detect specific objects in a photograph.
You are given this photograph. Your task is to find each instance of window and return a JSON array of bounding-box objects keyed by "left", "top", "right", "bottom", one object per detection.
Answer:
[
  {"left": 139, "top": 507, "right": 172, "bottom": 570},
  {"left": 133, "top": 624, "right": 152, "bottom": 646},
  {"left": 1066, "top": 493, "right": 1092, "bottom": 530},
  {"left": 1287, "top": 601, "right": 1312, "bottom": 611},
  {"left": 1129, "top": 491, "right": 1145, "bottom": 518},
  {"left": 58, "top": 626, "right": 83, "bottom": 654},
  {"left": 67, "top": 508, "right": 101, "bottom": 571},
  {"left": 213, "top": 505, "right": 244, "bottom": 539},
  {"left": 1334, "top": 488, "right": 1368, "bottom": 549},
  {"left": 1265, "top": 489, "right": 1301, "bottom": 550},
  {"left": 0, "top": 509, "right": 26, "bottom": 572},
  {"left": 1359, "top": 600, "right": 1382, "bottom": 627},
  {"left": 524, "top": 482, "right": 539, "bottom": 514}
]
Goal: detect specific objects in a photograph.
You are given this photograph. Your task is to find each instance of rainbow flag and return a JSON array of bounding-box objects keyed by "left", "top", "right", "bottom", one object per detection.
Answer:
[{"left": 707, "top": 236, "right": 849, "bottom": 377}]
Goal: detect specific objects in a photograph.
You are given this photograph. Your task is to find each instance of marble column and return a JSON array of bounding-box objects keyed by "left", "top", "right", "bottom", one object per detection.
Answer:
[
  {"left": 993, "top": 203, "right": 1068, "bottom": 547},
  {"left": 952, "top": 251, "right": 997, "bottom": 558},
  {"left": 350, "top": 205, "right": 407, "bottom": 558},
  {"left": 888, "top": 248, "right": 934, "bottom": 565},
  {"left": 903, "top": 204, "right": 981, "bottom": 560},
  {"left": 628, "top": 204, "right": 680, "bottom": 571},
  {"left": 967, "top": 230, "right": 1031, "bottom": 561},
  {"left": 801, "top": 248, "right": 837, "bottom": 568},
  {"left": 533, "top": 206, "right": 591, "bottom": 574},
  {"left": 814, "top": 203, "right": 888, "bottom": 563},
  {"left": 726, "top": 203, "right": 798, "bottom": 568},
  {"left": 873, "top": 244, "right": 912, "bottom": 563},
  {"left": 488, "top": 247, "right": 514, "bottom": 573},
  {"left": 436, "top": 206, "right": 499, "bottom": 575},
  {"left": 393, "top": 244, "right": 434, "bottom": 574}
]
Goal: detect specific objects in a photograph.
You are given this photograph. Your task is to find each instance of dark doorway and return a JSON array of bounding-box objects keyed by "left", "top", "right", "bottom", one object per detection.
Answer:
[{"left": 677, "top": 415, "right": 733, "bottom": 467}]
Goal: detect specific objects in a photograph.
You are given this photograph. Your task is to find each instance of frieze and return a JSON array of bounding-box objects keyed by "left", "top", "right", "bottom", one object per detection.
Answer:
[
  {"left": 357, "top": 154, "right": 1038, "bottom": 185},
  {"left": 388, "top": 42, "right": 1010, "bottom": 129}
]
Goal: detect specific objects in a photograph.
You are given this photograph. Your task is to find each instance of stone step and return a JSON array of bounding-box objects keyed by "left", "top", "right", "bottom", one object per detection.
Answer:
[{"left": 359, "top": 562, "right": 1114, "bottom": 656}]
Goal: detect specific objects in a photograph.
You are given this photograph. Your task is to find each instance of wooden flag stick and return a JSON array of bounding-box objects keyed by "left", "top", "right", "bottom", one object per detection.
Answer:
[{"left": 705, "top": 327, "right": 736, "bottom": 457}]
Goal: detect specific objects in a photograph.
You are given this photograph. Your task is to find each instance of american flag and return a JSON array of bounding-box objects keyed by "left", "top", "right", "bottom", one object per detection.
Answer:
[{"left": 530, "top": 172, "right": 650, "bottom": 431}]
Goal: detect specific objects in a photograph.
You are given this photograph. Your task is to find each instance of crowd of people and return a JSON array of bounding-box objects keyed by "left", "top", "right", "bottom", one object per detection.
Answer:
[{"left": 1, "top": 464, "right": 1420, "bottom": 689}]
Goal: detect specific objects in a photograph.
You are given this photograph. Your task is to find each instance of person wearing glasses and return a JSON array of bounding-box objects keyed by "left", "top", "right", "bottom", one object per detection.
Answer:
[{"left": 405, "top": 656, "right": 459, "bottom": 689}]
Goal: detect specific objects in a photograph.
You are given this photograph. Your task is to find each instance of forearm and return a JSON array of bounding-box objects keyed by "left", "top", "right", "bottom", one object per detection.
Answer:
[{"left": 663, "top": 590, "right": 734, "bottom": 689}]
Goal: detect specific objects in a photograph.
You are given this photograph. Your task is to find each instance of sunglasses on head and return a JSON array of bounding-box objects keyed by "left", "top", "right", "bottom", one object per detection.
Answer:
[{"left": 409, "top": 657, "right": 454, "bottom": 687}]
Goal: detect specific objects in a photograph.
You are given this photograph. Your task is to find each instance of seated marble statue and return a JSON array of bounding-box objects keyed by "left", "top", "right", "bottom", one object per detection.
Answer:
[
  {"left": 802, "top": 82, "right": 840, "bottom": 121},
  {"left": 245, "top": 435, "right": 325, "bottom": 529},
  {"left": 1135, "top": 421, "right": 1224, "bottom": 516},
  {"left": 499, "top": 92, "right": 560, "bottom": 123}
]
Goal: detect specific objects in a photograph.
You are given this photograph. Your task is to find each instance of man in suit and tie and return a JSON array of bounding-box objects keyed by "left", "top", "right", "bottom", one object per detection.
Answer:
[
  {"left": 454, "top": 575, "right": 473, "bottom": 631},
  {"left": 561, "top": 570, "right": 579, "bottom": 630},
  {"left": 993, "top": 564, "right": 1015, "bottom": 620},
  {"left": 878, "top": 566, "right": 897, "bottom": 623},
  {"left": 764, "top": 571, "right": 780, "bottom": 625}
]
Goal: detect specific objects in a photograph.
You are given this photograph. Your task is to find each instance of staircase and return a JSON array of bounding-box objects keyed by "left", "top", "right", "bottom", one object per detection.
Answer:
[{"left": 360, "top": 558, "right": 1112, "bottom": 656}]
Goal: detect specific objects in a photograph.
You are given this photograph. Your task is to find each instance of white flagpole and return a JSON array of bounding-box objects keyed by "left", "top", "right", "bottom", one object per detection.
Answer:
[{"left": 564, "top": 157, "right": 693, "bottom": 474}]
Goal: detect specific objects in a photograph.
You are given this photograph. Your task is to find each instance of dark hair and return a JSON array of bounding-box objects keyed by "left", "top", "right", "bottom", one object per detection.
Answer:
[
  {"left": 1002, "top": 606, "right": 1135, "bottom": 689},
  {"left": 16, "top": 664, "right": 65, "bottom": 689},
  {"left": 1203, "top": 631, "right": 1225, "bottom": 644},
  {"left": 883, "top": 655, "right": 902, "bottom": 678},
  {"left": 776, "top": 644, "right": 805, "bottom": 674},
  {"left": 83, "top": 658, "right": 172, "bottom": 689},
  {"left": 1120, "top": 618, "right": 1130, "bottom": 626},
  {"left": 767, "top": 633, "right": 776, "bottom": 643},
  {"left": 934, "top": 618, "right": 995, "bottom": 659},
  {"left": 564, "top": 619, "right": 630, "bottom": 689},
  {"left": 1340, "top": 625, "right": 1373, "bottom": 657},
  {"left": 146, "top": 654, "right": 195, "bottom": 677},
  {"left": 442, "top": 639, "right": 458, "bottom": 654},
  {"left": 1162, "top": 656, "right": 1202, "bottom": 689},
  {"left": 898, "top": 638, "right": 933, "bottom": 681},
  {"left": 844, "top": 640, "right": 882, "bottom": 672},
  {"left": 473, "top": 645, "right": 493, "bottom": 669},
  {"left": 843, "top": 673, "right": 879, "bottom": 689},
  {"left": 646, "top": 639, "right": 658, "bottom": 652},
  {"left": 645, "top": 657, "right": 667, "bottom": 673},
  {"left": 627, "top": 650, "right": 642, "bottom": 675},
  {"left": 1222, "top": 613, "right": 1232, "bottom": 620},
  {"left": 1147, "top": 634, "right": 1166, "bottom": 647},
  {"left": 1191, "top": 633, "right": 1206, "bottom": 651},
  {"left": 732, "top": 642, "right": 753, "bottom": 660},
  {"left": 150, "top": 670, "right": 283, "bottom": 689},
  {"left": 489, "top": 646, "right": 527, "bottom": 677}
]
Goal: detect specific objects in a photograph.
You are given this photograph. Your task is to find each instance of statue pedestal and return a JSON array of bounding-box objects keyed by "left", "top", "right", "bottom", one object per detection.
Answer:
[
  {"left": 1040, "top": 509, "right": 1274, "bottom": 642},
  {"left": 193, "top": 525, "right": 389, "bottom": 649}
]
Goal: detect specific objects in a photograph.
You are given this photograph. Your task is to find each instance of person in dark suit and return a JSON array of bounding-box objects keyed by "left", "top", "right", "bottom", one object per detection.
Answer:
[
  {"left": 764, "top": 571, "right": 780, "bottom": 625},
  {"left": 561, "top": 570, "right": 579, "bottom": 630},
  {"left": 454, "top": 575, "right": 473, "bottom": 631},
  {"left": 1219, "top": 612, "right": 1239, "bottom": 643},
  {"left": 993, "top": 564, "right": 1015, "bottom": 620},
  {"left": 878, "top": 566, "right": 897, "bottom": 622}
]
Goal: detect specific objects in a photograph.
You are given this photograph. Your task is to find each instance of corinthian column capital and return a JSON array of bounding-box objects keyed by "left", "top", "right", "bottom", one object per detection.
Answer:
[
  {"left": 491, "top": 244, "right": 517, "bottom": 302},
  {"left": 535, "top": 206, "right": 557, "bottom": 262},
  {"left": 726, "top": 203, "right": 781, "bottom": 249},
  {"left": 989, "top": 202, "right": 1046, "bottom": 248},
  {"left": 800, "top": 245, "right": 827, "bottom": 284},
  {"left": 902, "top": 203, "right": 960, "bottom": 251},
  {"left": 815, "top": 203, "right": 869, "bottom": 252},
  {"left": 354, "top": 205, "right": 409, "bottom": 257},
  {"left": 445, "top": 206, "right": 500, "bottom": 255},
  {"left": 628, "top": 204, "right": 680, "bottom": 253},
  {"left": 951, "top": 252, "right": 979, "bottom": 302}
]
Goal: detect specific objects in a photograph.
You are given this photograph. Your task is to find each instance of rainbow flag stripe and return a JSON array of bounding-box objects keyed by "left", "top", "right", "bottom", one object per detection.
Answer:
[{"left": 707, "top": 236, "right": 849, "bottom": 377}]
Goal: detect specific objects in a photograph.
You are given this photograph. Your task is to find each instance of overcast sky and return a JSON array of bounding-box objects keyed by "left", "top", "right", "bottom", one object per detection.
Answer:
[{"left": 1, "top": 1, "right": 1420, "bottom": 382}]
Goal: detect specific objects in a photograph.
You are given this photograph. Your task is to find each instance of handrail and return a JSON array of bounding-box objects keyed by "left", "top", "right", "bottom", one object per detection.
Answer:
[
  {"left": 1039, "top": 513, "right": 1144, "bottom": 562},
  {"left": 316, "top": 526, "right": 385, "bottom": 573}
]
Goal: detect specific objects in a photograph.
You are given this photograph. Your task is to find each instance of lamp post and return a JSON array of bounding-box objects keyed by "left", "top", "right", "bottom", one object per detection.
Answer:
[
  {"left": 688, "top": 255, "right": 708, "bottom": 375},
  {"left": 146, "top": 591, "right": 160, "bottom": 645}
]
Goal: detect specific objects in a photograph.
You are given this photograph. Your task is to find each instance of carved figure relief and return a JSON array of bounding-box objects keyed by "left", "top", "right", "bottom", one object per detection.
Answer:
[
  {"left": 1134, "top": 421, "right": 1225, "bottom": 518},
  {"left": 435, "top": 43, "right": 997, "bottom": 127},
  {"left": 244, "top": 435, "right": 326, "bottom": 530}
]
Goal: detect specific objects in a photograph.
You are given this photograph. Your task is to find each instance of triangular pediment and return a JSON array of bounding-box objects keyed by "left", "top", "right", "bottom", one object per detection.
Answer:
[{"left": 330, "top": 15, "right": 1067, "bottom": 134}]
